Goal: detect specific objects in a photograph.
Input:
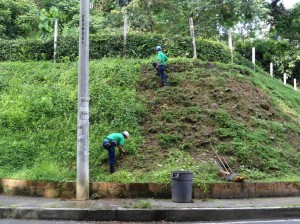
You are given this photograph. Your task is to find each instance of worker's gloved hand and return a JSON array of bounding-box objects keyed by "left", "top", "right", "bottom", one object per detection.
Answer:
[{"left": 121, "top": 149, "right": 126, "bottom": 156}]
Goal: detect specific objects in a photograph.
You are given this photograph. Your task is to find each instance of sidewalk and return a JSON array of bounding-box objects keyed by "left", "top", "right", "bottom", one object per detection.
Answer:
[{"left": 1, "top": 194, "right": 300, "bottom": 222}]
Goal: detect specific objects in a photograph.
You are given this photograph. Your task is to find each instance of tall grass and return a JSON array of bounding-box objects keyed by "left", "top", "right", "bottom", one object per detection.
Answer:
[{"left": 0, "top": 59, "right": 145, "bottom": 181}]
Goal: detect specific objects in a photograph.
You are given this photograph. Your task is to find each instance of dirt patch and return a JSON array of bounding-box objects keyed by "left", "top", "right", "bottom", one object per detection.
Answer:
[
  {"left": 119, "top": 62, "right": 298, "bottom": 178},
  {"left": 226, "top": 79, "right": 280, "bottom": 122}
]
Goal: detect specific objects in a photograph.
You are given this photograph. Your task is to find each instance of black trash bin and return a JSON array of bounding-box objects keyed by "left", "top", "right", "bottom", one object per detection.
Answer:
[{"left": 171, "top": 170, "right": 193, "bottom": 203}]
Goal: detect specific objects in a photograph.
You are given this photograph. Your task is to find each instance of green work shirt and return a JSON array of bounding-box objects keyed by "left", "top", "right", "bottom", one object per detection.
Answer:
[
  {"left": 106, "top": 133, "right": 125, "bottom": 146},
  {"left": 157, "top": 51, "right": 168, "bottom": 66}
]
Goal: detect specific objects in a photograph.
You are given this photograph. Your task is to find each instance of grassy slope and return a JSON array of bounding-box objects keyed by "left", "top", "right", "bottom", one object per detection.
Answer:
[{"left": 0, "top": 58, "right": 299, "bottom": 184}]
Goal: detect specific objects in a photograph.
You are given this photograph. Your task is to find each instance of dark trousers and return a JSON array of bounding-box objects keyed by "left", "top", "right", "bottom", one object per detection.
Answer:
[
  {"left": 103, "top": 140, "right": 116, "bottom": 166},
  {"left": 153, "top": 62, "right": 169, "bottom": 86}
]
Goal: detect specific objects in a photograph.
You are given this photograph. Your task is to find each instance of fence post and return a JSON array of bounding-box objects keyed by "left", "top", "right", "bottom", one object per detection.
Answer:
[
  {"left": 228, "top": 30, "right": 233, "bottom": 63},
  {"left": 294, "top": 79, "right": 297, "bottom": 90},
  {"left": 284, "top": 73, "right": 287, "bottom": 85},
  {"left": 189, "top": 17, "right": 197, "bottom": 59},
  {"left": 252, "top": 47, "right": 255, "bottom": 71},
  {"left": 270, "top": 62, "right": 273, "bottom": 77},
  {"left": 54, "top": 18, "right": 58, "bottom": 62},
  {"left": 123, "top": 13, "right": 129, "bottom": 57}
]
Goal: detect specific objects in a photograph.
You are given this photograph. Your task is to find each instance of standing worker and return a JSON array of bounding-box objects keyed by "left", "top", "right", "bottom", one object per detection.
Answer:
[
  {"left": 153, "top": 46, "right": 169, "bottom": 87},
  {"left": 102, "top": 131, "right": 129, "bottom": 173}
]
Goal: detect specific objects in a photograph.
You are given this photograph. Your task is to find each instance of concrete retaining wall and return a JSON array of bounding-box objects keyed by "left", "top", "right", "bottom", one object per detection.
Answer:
[{"left": 1, "top": 178, "right": 300, "bottom": 199}]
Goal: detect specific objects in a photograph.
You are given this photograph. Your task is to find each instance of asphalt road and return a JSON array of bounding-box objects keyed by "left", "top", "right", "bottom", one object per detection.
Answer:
[{"left": 1, "top": 219, "right": 300, "bottom": 224}]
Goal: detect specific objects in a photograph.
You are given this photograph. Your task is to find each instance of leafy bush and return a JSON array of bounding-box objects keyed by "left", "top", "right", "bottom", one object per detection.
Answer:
[
  {"left": 235, "top": 39, "right": 300, "bottom": 80},
  {"left": 0, "top": 34, "right": 231, "bottom": 64}
]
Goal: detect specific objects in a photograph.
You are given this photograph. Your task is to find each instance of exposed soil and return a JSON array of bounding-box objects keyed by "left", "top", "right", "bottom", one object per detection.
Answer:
[{"left": 118, "top": 62, "right": 299, "bottom": 177}]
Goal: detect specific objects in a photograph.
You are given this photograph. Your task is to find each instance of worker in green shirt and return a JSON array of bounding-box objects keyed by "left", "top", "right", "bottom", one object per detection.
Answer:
[
  {"left": 153, "top": 46, "right": 169, "bottom": 87},
  {"left": 102, "top": 131, "right": 129, "bottom": 173}
]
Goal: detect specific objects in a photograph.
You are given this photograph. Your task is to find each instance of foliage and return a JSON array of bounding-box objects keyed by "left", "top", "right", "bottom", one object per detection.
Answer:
[
  {"left": 126, "top": 0, "right": 189, "bottom": 35},
  {"left": 10, "top": 160, "right": 74, "bottom": 181},
  {"left": 235, "top": 39, "right": 300, "bottom": 80},
  {"left": 213, "top": 110, "right": 292, "bottom": 174},
  {"left": 0, "top": 34, "right": 232, "bottom": 63},
  {"left": 0, "top": 59, "right": 145, "bottom": 181},
  {"left": 0, "top": 0, "right": 39, "bottom": 39},
  {"left": 251, "top": 71, "right": 300, "bottom": 118},
  {"left": 1, "top": 58, "right": 300, "bottom": 183},
  {"left": 188, "top": 0, "right": 270, "bottom": 39},
  {"left": 268, "top": 1, "right": 300, "bottom": 41},
  {"left": 124, "top": 199, "right": 153, "bottom": 209},
  {"left": 0, "top": 39, "right": 53, "bottom": 61},
  {"left": 38, "top": 7, "right": 62, "bottom": 39}
]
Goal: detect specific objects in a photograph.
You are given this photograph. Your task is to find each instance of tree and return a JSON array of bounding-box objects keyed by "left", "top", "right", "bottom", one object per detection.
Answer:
[
  {"left": 270, "top": 2, "right": 300, "bottom": 41},
  {"left": 38, "top": 6, "right": 62, "bottom": 39},
  {"left": 35, "top": 0, "right": 79, "bottom": 38},
  {"left": 0, "top": 0, "right": 39, "bottom": 39},
  {"left": 236, "top": 0, "right": 270, "bottom": 40},
  {"left": 268, "top": 0, "right": 287, "bottom": 28},
  {"left": 187, "top": 0, "right": 270, "bottom": 39}
]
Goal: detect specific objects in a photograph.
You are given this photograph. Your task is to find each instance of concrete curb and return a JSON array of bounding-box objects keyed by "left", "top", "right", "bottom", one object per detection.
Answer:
[{"left": 1, "top": 206, "right": 300, "bottom": 222}]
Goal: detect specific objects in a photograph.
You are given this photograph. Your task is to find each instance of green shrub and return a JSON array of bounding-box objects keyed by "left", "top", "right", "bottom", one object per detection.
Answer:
[
  {"left": 0, "top": 34, "right": 232, "bottom": 64},
  {"left": 235, "top": 39, "right": 300, "bottom": 80},
  {"left": 159, "top": 134, "right": 181, "bottom": 148}
]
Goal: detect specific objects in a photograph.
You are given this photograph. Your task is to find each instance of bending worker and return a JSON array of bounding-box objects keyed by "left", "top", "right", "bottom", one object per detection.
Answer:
[{"left": 102, "top": 131, "right": 129, "bottom": 173}]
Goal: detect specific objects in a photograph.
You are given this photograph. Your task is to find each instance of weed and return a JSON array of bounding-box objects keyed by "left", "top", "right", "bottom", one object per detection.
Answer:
[
  {"left": 158, "top": 134, "right": 181, "bottom": 148},
  {"left": 1, "top": 59, "right": 300, "bottom": 183},
  {"left": 131, "top": 200, "right": 153, "bottom": 209}
]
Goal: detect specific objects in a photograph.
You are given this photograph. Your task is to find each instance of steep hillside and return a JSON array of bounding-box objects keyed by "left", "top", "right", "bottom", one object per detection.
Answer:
[
  {"left": 113, "top": 60, "right": 300, "bottom": 183},
  {"left": 0, "top": 59, "right": 299, "bottom": 184}
]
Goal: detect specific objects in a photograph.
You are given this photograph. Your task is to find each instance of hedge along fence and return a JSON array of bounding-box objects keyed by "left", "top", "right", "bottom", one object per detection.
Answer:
[
  {"left": 0, "top": 39, "right": 53, "bottom": 61},
  {"left": 234, "top": 39, "right": 300, "bottom": 80},
  {"left": 0, "top": 34, "right": 232, "bottom": 63}
]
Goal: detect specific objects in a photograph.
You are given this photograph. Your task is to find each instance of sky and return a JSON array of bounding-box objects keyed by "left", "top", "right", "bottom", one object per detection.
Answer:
[{"left": 281, "top": 0, "right": 300, "bottom": 9}]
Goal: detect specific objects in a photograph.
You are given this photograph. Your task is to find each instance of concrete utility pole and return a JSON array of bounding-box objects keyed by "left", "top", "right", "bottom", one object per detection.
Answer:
[
  {"left": 77, "top": 0, "right": 90, "bottom": 200},
  {"left": 54, "top": 18, "right": 58, "bottom": 62}
]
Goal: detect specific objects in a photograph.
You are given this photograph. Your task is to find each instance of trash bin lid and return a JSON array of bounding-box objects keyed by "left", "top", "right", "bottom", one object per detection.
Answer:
[{"left": 172, "top": 171, "right": 193, "bottom": 180}]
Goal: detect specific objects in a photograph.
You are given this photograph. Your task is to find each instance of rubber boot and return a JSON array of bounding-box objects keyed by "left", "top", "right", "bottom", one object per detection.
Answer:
[
  {"left": 163, "top": 79, "right": 169, "bottom": 87},
  {"left": 110, "top": 165, "right": 115, "bottom": 174}
]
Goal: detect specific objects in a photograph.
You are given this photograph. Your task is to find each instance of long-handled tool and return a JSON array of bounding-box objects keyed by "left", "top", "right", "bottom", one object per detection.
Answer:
[
  {"left": 212, "top": 147, "right": 245, "bottom": 182},
  {"left": 222, "top": 156, "right": 234, "bottom": 174},
  {"left": 212, "top": 147, "right": 230, "bottom": 173}
]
